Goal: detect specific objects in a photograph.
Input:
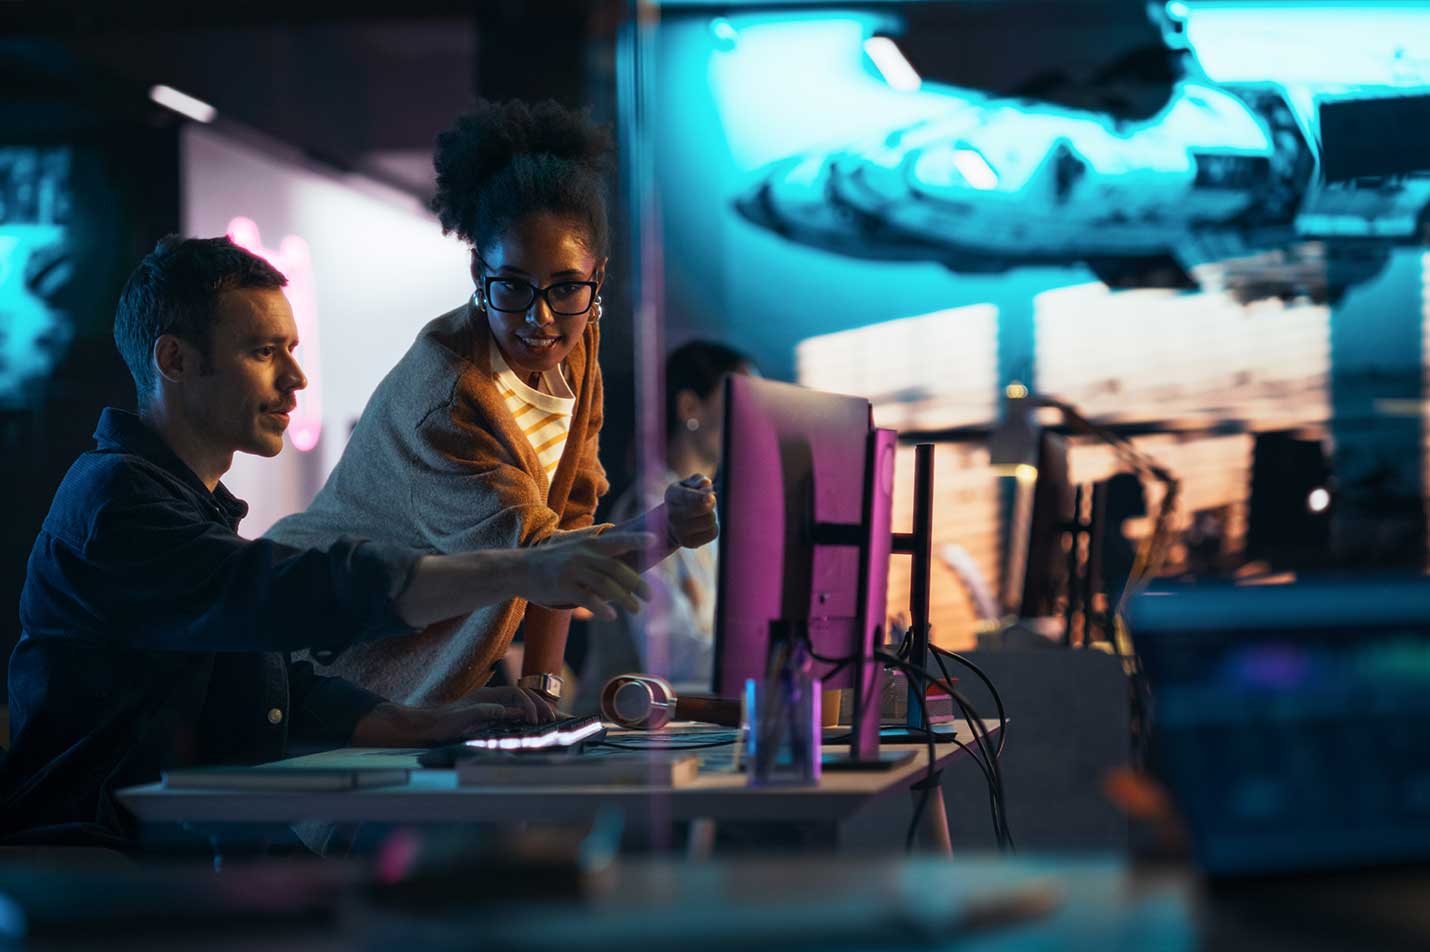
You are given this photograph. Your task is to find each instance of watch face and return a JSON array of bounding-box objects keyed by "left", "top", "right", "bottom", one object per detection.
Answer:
[{"left": 521, "top": 674, "right": 562, "bottom": 698}]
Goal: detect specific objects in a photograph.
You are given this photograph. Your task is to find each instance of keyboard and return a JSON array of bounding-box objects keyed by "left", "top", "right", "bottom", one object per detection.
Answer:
[{"left": 417, "top": 715, "right": 607, "bottom": 767}]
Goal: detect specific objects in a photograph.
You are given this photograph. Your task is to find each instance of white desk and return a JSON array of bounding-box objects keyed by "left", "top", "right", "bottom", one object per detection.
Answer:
[{"left": 117, "top": 721, "right": 1001, "bottom": 853}]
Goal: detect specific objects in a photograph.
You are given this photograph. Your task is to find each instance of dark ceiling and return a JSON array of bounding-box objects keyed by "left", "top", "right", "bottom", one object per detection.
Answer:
[
  {"left": 1, "top": 0, "right": 610, "bottom": 203},
  {"left": 1, "top": 0, "right": 1164, "bottom": 202}
]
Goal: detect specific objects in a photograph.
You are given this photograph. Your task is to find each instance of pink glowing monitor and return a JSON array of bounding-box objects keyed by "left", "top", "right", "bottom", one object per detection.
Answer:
[
  {"left": 712, "top": 376, "right": 894, "bottom": 757},
  {"left": 226, "top": 217, "right": 322, "bottom": 452}
]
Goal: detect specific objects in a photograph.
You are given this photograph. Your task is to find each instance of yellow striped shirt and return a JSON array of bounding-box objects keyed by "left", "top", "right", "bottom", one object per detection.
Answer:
[{"left": 489, "top": 346, "right": 574, "bottom": 494}]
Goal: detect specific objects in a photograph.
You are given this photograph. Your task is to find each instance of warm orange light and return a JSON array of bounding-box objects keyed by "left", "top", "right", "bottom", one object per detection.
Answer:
[{"left": 991, "top": 462, "right": 1038, "bottom": 483}]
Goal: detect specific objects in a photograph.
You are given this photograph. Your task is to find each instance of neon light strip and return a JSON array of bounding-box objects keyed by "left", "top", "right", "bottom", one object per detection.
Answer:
[{"left": 463, "top": 720, "right": 606, "bottom": 751}]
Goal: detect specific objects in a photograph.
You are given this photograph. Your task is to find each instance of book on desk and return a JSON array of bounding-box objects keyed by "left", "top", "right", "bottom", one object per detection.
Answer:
[
  {"left": 162, "top": 766, "right": 411, "bottom": 791},
  {"left": 456, "top": 751, "right": 701, "bottom": 787}
]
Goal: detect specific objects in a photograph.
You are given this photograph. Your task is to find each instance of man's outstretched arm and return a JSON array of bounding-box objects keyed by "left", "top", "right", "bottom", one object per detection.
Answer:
[{"left": 68, "top": 491, "right": 653, "bottom": 656}]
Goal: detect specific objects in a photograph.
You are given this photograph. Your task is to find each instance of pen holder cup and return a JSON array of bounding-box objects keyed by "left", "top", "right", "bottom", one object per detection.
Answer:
[{"left": 742, "top": 675, "right": 821, "bottom": 788}]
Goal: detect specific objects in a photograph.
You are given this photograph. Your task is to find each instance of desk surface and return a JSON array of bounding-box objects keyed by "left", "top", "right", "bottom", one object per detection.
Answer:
[{"left": 117, "top": 721, "right": 998, "bottom": 826}]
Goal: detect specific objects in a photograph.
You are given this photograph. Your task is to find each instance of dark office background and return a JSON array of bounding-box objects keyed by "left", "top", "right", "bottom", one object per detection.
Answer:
[{"left": 3, "top": 0, "right": 1428, "bottom": 720}]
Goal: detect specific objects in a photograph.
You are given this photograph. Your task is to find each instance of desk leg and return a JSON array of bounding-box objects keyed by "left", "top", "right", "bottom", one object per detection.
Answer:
[
  {"left": 687, "top": 818, "right": 716, "bottom": 859},
  {"left": 910, "top": 783, "right": 953, "bottom": 856}
]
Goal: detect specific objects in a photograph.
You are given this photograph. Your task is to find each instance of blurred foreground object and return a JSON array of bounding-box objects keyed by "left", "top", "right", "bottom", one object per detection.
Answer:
[{"left": 1129, "top": 576, "right": 1430, "bottom": 876}]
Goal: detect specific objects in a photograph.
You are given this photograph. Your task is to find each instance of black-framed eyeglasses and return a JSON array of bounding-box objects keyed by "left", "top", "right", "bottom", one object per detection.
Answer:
[{"left": 476, "top": 255, "right": 601, "bottom": 317}]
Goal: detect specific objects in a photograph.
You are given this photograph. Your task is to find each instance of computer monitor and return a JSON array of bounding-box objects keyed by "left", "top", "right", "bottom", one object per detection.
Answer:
[
  {"left": 1245, "top": 431, "right": 1333, "bottom": 571},
  {"left": 1004, "top": 430, "right": 1074, "bottom": 620},
  {"left": 712, "top": 376, "right": 895, "bottom": 761}
]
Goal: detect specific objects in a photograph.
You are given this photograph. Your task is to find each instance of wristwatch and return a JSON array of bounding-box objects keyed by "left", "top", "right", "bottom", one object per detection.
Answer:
[{"left": 517, "top": 673, "right": 564, "bottom": 702}]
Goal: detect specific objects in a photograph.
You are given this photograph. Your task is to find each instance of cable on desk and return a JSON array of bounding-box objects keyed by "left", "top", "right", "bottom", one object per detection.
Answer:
[
  {"left": 879, "top": 650, "right": 1013, "bottom": 851},
  {"left": 893, "top": 665, "right": 939, "bottom": 852},
  {"left": 794, "top": 645, "right": 1014, "bottom": 852},
  {"left": 929, "top": 650, "right": 997, "bottom": 784},
  {"left": 891, "top": 582, "right": 1008, "bottom": 760},
  {"left": 808, "top": 647, "right": 938, "bottom": 852},
  {"left": 893, "top": 623, "right": 914, "bottom": 665},
  {"left": 595, "top": 738, "right": 739, "bottom": 752},
  {"left": 810, "top": 646, "right": 1004, "bottom": 851},
  {"left": 930, "top": 645, "right": 1008, "bottom": 759},
  {"left": 927, "top": 648, "right": 1013, "bottom": 849},
  {"left": 904, "top": 634, "right": 1012, "bottom": 847},
  {"left": 945, "top": 734, "right": 1008, "bottom": 839}
]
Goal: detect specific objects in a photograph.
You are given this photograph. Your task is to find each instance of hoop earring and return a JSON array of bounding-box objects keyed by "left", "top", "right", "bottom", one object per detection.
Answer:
[
  {"left": 472, "top": 288, "right": 485, "bottom": 311},
  {"left": 590, "top": 295, "right": 603, "bottom": 322}
]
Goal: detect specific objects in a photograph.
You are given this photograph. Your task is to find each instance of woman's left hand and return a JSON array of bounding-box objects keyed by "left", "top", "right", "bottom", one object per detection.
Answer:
[{"left": 664, "top": 474, "right": 719, "bottom": 549}]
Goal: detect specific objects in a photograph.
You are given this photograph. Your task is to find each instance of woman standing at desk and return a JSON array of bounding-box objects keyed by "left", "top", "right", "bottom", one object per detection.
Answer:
[{"left": 267, "top": 99, "right": 717, "bottom": 709}]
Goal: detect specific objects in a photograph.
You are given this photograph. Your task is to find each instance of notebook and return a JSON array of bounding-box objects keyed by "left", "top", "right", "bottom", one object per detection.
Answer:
[
  {"left": 456, "top": 752, "right": 700, "bottom": 787},
  {"left": 162, "top": 766, "right": 411, "bottom": 791}
]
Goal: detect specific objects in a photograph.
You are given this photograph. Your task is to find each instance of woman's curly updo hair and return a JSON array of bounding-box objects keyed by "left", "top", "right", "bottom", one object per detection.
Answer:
[{"left": 430, "top": 98, "right": 615, "bottom": 260}]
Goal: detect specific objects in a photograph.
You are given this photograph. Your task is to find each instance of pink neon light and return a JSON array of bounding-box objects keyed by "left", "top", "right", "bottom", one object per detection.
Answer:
[{"left": 226, "top": 217, "right": 323, "bottom": 452}]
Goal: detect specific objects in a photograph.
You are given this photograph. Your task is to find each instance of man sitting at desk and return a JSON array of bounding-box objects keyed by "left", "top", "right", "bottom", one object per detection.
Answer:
[{"left": 0, "top": 236, "right": 651, "bottom": 848}]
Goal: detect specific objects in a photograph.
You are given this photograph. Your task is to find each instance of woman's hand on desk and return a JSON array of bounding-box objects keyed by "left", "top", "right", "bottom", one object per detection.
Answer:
[{"left": 351, "top": 687, "right": 557, "bottom": 746}]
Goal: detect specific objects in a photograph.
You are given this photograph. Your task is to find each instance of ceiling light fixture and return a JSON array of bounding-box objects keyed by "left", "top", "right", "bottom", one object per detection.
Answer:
[
  {"left": 863, "top": 36, "right": 921, "bottom": 92},
  {"left": 149, "top": 85, "right": 216, "bottom": 123}
]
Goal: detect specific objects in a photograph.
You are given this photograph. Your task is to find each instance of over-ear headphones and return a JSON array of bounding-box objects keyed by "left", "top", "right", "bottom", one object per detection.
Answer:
[
  {"left": 601, "top": 674, "right": 677, "bottom": 730},
  {"left": 600, "top": 674, "right": 742, "bottom": 730}
]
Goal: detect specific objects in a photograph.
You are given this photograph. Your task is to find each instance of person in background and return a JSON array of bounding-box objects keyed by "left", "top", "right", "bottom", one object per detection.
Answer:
[
  {"left": 575, "top": 342, "right": 757, "bottom": 705},
  {"left": 0, "top": 236, "right": 651, "bottom": 849},
  {"left": 265, "top": 99, "right": 717, "bottom": 712}
]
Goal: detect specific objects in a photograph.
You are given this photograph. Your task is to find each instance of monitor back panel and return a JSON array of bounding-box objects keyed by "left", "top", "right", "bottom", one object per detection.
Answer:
[{"left": 714, "top": 376, "right": 874, "bottom": 694}]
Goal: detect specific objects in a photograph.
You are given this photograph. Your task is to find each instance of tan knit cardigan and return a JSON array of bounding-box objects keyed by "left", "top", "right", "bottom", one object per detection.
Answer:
[{"left": 266, "top": 303, "right": 608, "bottom": 705}]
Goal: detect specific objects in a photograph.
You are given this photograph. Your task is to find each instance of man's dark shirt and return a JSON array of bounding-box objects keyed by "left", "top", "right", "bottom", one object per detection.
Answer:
[{"left": 1, "top": 409, "right": 419, "bottom": 846}]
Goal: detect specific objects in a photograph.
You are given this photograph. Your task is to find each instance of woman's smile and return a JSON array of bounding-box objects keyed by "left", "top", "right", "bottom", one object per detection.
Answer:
[{"left": 514, "top": 330, "right": 563, "bottom": 356}]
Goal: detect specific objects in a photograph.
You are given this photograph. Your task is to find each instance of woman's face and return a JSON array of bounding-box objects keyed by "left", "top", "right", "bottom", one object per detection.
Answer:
[{"left": 474, "top": 212, "right": 605, "bottom": 378}]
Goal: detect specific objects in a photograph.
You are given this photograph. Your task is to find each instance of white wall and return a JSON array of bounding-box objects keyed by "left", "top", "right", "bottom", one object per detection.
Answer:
[{"left": 182, "top": 124, "right": 472, "bottom": 537}]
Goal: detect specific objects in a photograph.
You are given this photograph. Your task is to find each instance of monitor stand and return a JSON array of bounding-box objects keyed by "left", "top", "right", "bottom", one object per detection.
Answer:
[
  {"left": 822, "top": 442, "right": 952, "bottom": 769},
  {"left": 818, "top": 720, "right": 922, "bottom": 770},
  {"left": 820, "top": 725, "right": 940, "bottom": 770},
  {"left": 883, "top": 443, "right": 963, "bottom": 746},
  {"left": 821, "top": 749, "right": 916, "bottom": 771},
  {"left": 876, "top": 723, "right": 962, "bottom": 746},
  {"left": 817, "top": 725, "right": 956, "bottom": 766}
]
